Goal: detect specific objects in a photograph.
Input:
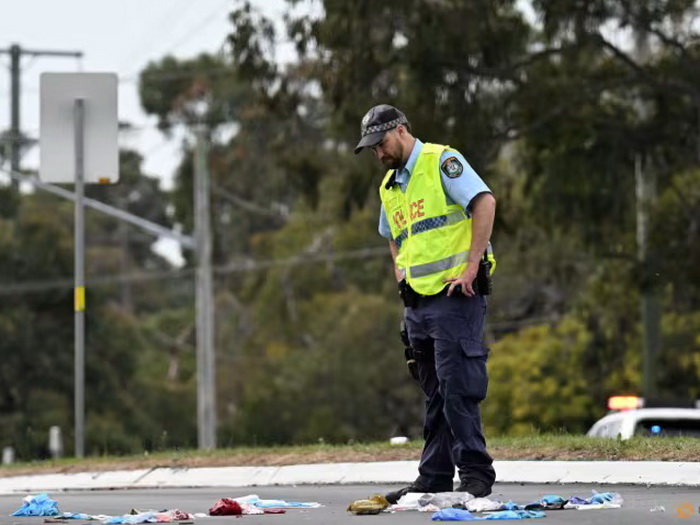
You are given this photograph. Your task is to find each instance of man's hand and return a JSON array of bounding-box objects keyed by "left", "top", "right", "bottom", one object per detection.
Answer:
[
  {"left": 444, "top": 264, "right": 478, "bottom": 297},
  {"left": 443, "top": 192, "right": 496, "bottom": 298},
  {"left": 388, "top": 240, "right": 406, "bottom": 282}
]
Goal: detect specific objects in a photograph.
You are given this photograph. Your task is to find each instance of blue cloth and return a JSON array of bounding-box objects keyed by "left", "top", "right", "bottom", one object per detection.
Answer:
[
  {"left": 432, "top": 508, "right": 479, "bottom": 520},
  {"left": 432, "top": 508, "right": 546, "bottom": 520},
  {"left": 484, "top": 511, "right": 546, "bottom": 520},
  {"left": 562, "top": 491, "right": 617, "bottom": 506},
  {"left": 61, "top": 512, "right": 92, "bottom": 520},
  {"left": 523, "top": 494, "right": 567, "bottom": 510},
  {"left": 406, "top": 292, "right": 494, "bottom": 491},
  {"left": 103, "top": 512, "right": 158, "bottom": 524},
  {"left": 500, "top": 501, "right": 521, "bottom": 511},
  {"left": 378, "top": 139, "right": 491, "bottom": 239},
  {"left": 504, "top": 491, "right": 619, "bottom": 510},
  {"left": 234, "top": 494, "right": 321, "bottom": 508},
  {"left": 589, "top": 491, "right": 616, "bottom": 504},
  {"left": 11, "top": 493, "right": 59, "bottom": 516}
]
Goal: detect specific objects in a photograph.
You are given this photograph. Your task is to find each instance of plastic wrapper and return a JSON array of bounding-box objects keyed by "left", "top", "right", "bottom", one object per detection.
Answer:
[{"left": 347, "top": 494, "right": 390, "bottom": 515}]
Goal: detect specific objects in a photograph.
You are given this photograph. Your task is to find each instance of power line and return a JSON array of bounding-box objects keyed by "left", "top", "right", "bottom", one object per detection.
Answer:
[
  {"left": 0, "top": 246, "right": 389, "bottom": 295},
  {"left": 118, "top": 0, "right": 197, "bottom": 72},
  {"left": 118, "top": 34, "right": 298, "bottom": 84},
  {"left": 0, "top": 44, "right": 83, "bottom": 195},
  {"left": 165, "top": 0, "right": 232, "bottom": 56},
  {"left": 121, "top": 0, "right": 233, "bottom": 80},
  {"left": 215, "top": 246, "right": 388, "bottom": 275},
  {"left": 0, "top": 166, "right": 195, "bottom": 249},
  {"left": 212, "top": 182, "right": 287, "bottom": 218},
  {"left": 0, "top": 268, "right": 194, "bottom": 295}
]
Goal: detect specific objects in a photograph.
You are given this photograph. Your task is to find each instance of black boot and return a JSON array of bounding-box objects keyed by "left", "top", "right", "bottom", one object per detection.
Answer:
[
  {"left": 385, "top": 480, "right": 453, "bottom": 504},
  {"left": 454, "top": 479, "right": 492, "bottom": 498}
]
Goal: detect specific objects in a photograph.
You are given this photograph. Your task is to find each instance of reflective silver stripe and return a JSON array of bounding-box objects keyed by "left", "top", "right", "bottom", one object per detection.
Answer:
[
  {"left": 411, "top": 211, "right": 466, "bottom": 236},
  {"left": 363, "top": 116, "right": 408, "bottom": 136},
  {"left": 410, "top": 250, "right": 469, "bottom": 278}
]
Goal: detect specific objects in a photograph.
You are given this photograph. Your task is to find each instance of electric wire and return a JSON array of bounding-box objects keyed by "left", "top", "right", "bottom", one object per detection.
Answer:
[
  {"left": 0, "top": 164, "right": 389, "bottom": 296},
  {"left": 164, "top": 0, "right": 232, "bottom": 56},
  {"left": 0, "top": 247, "right": 389, "bottom": 295},
  {"left": 121, "top": 0, "right": 233, "bottom": 81},
  {"left": 118, "top": 0, "right": 196, "bottom": 73}
]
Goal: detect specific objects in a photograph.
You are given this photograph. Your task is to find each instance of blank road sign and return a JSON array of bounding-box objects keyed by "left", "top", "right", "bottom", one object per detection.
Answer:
[{"left": 40, "top": 72, "right": 119, "bottom": 183}]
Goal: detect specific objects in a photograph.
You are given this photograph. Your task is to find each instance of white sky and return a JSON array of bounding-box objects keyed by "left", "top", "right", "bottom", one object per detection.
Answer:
[
  {"left": 0, "top": 0, "right": 293, "bottom": 264},
  {"left": 0, "top": 0, "right": 290, "bottom": 188}
]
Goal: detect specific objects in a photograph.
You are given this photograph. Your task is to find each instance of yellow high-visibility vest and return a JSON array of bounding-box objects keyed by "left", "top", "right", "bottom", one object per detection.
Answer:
[{"left": 379, "top": 143, "right": 495, "bottom": 296}]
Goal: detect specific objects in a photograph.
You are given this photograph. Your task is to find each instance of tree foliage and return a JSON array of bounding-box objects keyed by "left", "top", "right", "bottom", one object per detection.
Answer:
[
  {"left": 3, "top": 0, "right": 700, "bottom": 457},
  {"left": 0, "top": 152, "right": 197, "bottom": 457}
]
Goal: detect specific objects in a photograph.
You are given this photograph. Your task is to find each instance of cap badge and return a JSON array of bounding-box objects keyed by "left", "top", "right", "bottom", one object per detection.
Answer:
[{"left": 361, "top": 112, "right": 371, "bottom": 128}]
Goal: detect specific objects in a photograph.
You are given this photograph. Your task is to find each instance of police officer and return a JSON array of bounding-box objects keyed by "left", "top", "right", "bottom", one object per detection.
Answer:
[{"left": 355, "top": 104, "right": 497, "bottom": 503}]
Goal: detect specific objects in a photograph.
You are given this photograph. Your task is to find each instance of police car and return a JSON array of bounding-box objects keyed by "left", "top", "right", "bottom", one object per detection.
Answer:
[{"left": 586, "top": 396, "right": 700, "bottom": 440}]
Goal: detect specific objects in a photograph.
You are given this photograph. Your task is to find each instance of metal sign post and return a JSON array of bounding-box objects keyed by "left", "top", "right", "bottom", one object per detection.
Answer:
[
  {"left": 40, "top": 73, "right": 118, "bottom": 458},
  {"left": 73, "top": 98, "right": 86, "bottom": 458}
]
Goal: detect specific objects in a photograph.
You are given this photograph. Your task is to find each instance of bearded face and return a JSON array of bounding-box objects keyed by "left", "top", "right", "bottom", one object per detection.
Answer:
[{"left": 372, "top": 129, "right": 405, "bottom": 169}]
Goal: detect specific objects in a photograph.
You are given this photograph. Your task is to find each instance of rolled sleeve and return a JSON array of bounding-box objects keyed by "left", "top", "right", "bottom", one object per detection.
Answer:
[
  {"left": 378, "top": 204, "right": 392, "bottom": 239},
  {"left": 439, "top": 150, "right": 492, "bottom": 214}
]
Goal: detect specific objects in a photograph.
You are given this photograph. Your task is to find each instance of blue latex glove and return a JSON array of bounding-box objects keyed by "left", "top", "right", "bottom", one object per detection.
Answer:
[
  {"left": 61, "top": 512, "right": 92, "bottom": 520},
  {"left": 432, "top": 508, "right": 547, "bottom": 521},
  {"left": 589, "top": 491, "right": 615, "bottom": 504},
  {"left": 524, "top": 495, "right": 566, "bottom": 510},
  {"left": 485, "top": 510, "right": 546, "bottom": 519},
  {"left": 11, "top": 493, "right": 59, "bottom": 517},
  {"left": 432, "top": 508, "right": 479, "bottom": 521}
]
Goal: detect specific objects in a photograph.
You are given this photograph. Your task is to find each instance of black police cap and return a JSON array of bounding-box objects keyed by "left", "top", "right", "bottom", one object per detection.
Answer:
[{"left": 354, "top": 104, "right": 409, "bottom": 154}]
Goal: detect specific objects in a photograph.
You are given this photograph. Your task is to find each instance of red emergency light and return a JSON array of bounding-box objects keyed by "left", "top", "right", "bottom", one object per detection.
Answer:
[{"left": 607, "top": 395, "right": 644, "bottom": 411}]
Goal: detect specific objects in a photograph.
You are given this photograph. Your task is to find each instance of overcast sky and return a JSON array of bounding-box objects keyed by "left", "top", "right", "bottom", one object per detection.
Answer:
[
  {"left": 0, "top": 0, "right": 290, "bottom": 188},
  {"left": 0, "top": 0, "right": 296, "bottom": 264}
]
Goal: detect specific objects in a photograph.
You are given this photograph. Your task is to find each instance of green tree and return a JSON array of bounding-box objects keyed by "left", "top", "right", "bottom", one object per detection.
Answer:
[
  {"left": 126, "top": 0, "right": 700, "bottom": 445},
  {"left": 484, "top": 316, "right": 600, "bottom": 435},
  {"left": 0, "top": 144, "right": 201, "bottom": 457}
]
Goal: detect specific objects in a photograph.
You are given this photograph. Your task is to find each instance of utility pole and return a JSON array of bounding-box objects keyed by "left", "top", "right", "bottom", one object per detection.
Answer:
[
  {"left": 636, "top": 155, "right": 661, "bottom": 401},
  {"left": 633, "top": 28, "right": 661, "bottom": 402},
  {"left": 118, "top": 195, "right": 134, "bottom": 312},
  {"left": 193, "top": 112, "right": 217, "bottom": 450},
  {"left": 0, "top": 44, "right": 82, "bottom": 191}
]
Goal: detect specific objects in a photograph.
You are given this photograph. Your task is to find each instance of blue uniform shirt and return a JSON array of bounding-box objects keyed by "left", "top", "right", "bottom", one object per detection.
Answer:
[{"left": 378, "top": 139, "right": 491, "bottom": 239}]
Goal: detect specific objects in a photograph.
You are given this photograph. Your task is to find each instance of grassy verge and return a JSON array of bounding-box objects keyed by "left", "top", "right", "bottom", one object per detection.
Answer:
[
  {"left": 0, "top": 435, "right": 699, "bottom": 477},
  {"left": 490, "top": 434, "right": 700, "bottom": 461}
]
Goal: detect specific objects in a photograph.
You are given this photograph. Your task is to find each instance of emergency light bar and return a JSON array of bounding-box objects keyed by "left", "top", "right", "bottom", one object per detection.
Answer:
[{"left": 607, "top": 395, "right": 644, "bottom": 411}]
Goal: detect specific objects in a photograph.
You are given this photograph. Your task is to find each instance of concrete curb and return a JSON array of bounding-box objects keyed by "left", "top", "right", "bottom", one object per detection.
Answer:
[{"left": 0, "top": 460, "right": 698, "bottom": 494}]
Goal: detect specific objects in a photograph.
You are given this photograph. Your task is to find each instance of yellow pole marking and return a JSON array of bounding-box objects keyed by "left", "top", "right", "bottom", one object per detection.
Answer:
[{"left": 75, "top": 287, "right": 86, "bottom": 311}]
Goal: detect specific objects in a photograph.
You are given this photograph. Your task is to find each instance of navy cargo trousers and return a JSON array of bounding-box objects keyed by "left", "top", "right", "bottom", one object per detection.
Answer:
[{"left": 404, "top": 290, "right": 495, "bottom": 488}]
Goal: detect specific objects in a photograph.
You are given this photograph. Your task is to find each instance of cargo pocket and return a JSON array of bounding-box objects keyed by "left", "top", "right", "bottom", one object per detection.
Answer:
[{"left": 459, "top": 339, "right": 489, "bottom": 401}]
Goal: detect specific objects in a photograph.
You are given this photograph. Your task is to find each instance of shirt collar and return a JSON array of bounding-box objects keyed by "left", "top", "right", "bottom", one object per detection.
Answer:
[{"left": 395, "top": 139, "right": 423, "bottom": 184}]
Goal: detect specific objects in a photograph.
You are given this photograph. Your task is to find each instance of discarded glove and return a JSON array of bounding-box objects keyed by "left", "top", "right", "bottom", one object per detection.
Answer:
[
  {"left": 484, "top": 510, "right": 547, "bottom": 520},
  {"left": 523, "top": 495, "right": 567, "bottom": 510},
  {"left": 589, "top": 491, "right": 619, "bottom": 504},
  {"left": 432, "top": 508, "right": 548, "bottom": 521},
  {"left": 432, "top": 508, "right": 479, "bottom": 520},
  {"left": 234, "top": 494, "right": 321, "bottom": 508},
  {"left": 11, "top": 493, "right": 59, "bottom": 517}
]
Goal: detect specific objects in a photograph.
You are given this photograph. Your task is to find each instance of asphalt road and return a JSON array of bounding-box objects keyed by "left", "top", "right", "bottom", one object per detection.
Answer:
[{"left": 0, "top": 484, "right": 697, "bottom": 524}]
